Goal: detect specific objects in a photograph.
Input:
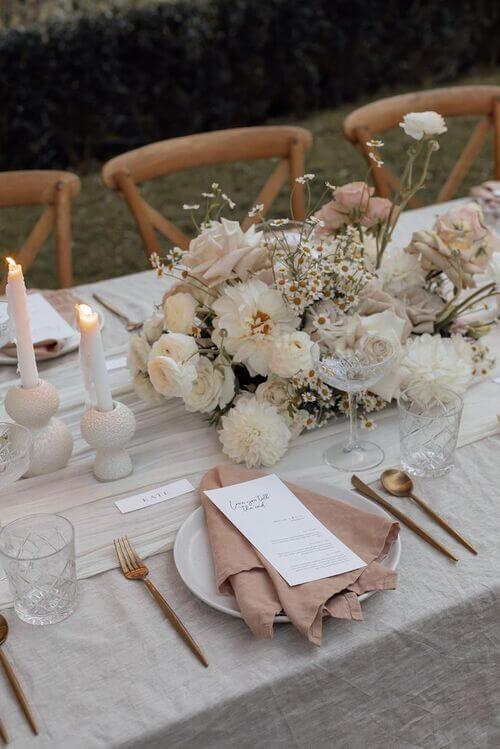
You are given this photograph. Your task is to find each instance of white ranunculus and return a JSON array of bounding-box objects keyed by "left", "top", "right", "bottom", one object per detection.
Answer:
[
  {"left": 183, "top": 218, "right": 268, "bottom": 287},
  {"left": 399, "top": 111, "right": 447, "bottom": 140},
  {"left": 142, "top": 315, "right": 164, "bottom": 345},
  {"left": 163, "top": 292, "right": 198, "bottom": 334},
  {"left": 132, "top": 372, "right": 165, "bottom": 405},
  {"left": 148, "top": 332, "right": 199, "bottom": 397},
  {"left": 147, "top": 356, "right": 196, "bottom": 398},
  {"left": 380, "top": 245, "right": 426, "bottom": 297},
  {"left": 219, "top": 396, "right": 290, "bottom": 468},
  {"left": 127, "top": 333, "right": 151, "bottom": 377},
  {"left": 151, "top": 332, "right": 199, "bottom": 364},
  {"left": 400, "top": 333, "right": 473, "bottom": 403},
  {"left": 212, "top": 279, "right": 299, "bottom": 376},
  {"left": 268, "top": 331, "right": 319, "bottom": 378},
  {"left": 183, "top": 356, "right": 235, "bottom": 413}
]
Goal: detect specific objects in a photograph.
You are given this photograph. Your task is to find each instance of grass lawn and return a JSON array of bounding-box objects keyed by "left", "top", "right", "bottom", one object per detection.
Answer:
[{"left": 3, "top": 69, "right": 500, "bottom": 289}]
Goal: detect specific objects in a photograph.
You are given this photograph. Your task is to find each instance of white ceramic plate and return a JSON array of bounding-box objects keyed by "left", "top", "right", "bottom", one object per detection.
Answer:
[
  {"left": 0, "top": 311, "right": 105, "bottom": 364},
  {"left": 173, "top": 479, "right": 401, "bottom": 622}
]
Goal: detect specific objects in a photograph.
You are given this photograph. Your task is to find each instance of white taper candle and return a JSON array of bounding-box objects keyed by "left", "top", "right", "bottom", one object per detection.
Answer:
[
  {"left": 5, "top": 257, "right": 39, "bottom": 389},
  {"left": 76, "top": 303, "right": 113, "bottom": 412}
]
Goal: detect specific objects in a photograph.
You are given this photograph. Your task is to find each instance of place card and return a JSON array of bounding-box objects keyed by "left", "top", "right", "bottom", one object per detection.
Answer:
[
  {"left": 203, "top": 474, "right": 366, "bottom": 586},
  {"left": 115, "top": 479, "right": 195, "bottom": 514},
  {"left": 11, "top": 293, "right": 76, "bottom": 343}
]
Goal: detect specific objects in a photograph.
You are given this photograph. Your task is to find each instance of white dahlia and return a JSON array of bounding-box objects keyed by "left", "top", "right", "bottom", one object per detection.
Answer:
[
  {"left": 212, "top": 279, "right": 299, "bottom": 376},
  {"left": 400, "top": 333, "right": 473, "bottom": 402},
  {"left": 219, "top": 396, "right": 290, "bottom": 468}
]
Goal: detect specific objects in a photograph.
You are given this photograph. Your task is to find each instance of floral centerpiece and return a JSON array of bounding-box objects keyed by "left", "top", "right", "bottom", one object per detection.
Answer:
[{"left": 128, "top": 111, "right": 499, "bottom": 467}]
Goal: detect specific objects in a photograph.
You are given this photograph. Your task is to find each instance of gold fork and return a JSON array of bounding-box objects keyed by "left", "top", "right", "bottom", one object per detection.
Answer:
[{"left": 113, "top": 536, "right": 208, "bottom": 668}]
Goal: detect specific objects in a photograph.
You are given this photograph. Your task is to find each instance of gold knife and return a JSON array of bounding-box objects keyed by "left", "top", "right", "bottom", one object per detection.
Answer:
[{"left": 351, "top": 475, "right": 458, "bottom": 562}]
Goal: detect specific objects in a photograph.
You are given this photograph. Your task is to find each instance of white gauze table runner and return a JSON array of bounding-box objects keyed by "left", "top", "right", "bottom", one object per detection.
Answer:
[{"left": 0, "top": 200, "right": 498, "bottom": 608}]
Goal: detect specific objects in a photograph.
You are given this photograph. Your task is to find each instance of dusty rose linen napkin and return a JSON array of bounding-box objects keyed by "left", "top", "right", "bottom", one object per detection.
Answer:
[
  {"left": 470, "top": 180, "right": 500, "bottom": 204},
  {"left": 200, "top": 465, "right": 399, "bottom": 645},
  {"left": 2, "top": 289, "right": 79, "bottom": 360}
]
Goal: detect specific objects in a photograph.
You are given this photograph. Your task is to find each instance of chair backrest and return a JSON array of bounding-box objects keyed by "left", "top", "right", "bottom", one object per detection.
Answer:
[
  {"left": 101, "top": 125, "right": 313, "bottom": 256},
  {"left": 0, "top": 170, "right": 80, "bottom": 290},
  {"left": 343, "top": 85, "right": 500, "bottom": 207}
]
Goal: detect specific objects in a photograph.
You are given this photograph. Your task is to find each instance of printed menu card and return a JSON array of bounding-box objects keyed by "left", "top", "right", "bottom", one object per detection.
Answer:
[{"left": 203, "top": 474, "right": 366, "bottom": 586}]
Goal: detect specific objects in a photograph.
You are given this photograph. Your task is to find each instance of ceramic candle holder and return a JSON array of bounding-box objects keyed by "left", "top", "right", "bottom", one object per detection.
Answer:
[
  {"left": 4, "top": 379, "right": 74, "bottom": 477},
  {"left": 80, "top": 400, "right": 136, "bottom": 482}
]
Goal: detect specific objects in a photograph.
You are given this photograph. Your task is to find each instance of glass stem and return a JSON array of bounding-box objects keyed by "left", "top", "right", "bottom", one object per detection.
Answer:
[{"left": 346, "top": 392, "right": 360, "bottom": 452}]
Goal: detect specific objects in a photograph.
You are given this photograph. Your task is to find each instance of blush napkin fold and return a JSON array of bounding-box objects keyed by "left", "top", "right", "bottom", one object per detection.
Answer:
[
  {"left": 200, "top": 465, "right": 399, "bottom": 645},
  {"left": 2, "top": 289, "right": 79, "bottom": 360}
]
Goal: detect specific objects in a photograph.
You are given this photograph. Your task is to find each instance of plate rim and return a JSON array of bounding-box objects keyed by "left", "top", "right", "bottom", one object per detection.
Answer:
[{"left": 173, "top": 478, "right": 401, "bottom": 622}]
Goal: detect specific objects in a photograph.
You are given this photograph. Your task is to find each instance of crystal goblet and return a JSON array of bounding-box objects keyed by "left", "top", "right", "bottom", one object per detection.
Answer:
[{"left": 319, "top": 335, "right": 396, "bottom": 471}]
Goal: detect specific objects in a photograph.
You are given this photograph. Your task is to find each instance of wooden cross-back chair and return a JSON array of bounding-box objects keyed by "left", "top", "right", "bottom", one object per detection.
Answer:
[
  {"left": 343, "top": 85, "right": 500, "bottom": 208},
  {"left": 101, "top": 126, "right": 313, "bottom": 257},
  {"left": 0, "top": 170, "right": 80, "bottom": 292}
]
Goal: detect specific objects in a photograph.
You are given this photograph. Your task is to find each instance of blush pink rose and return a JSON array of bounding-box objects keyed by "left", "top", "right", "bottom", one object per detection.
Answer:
[
  {"left": 362, "top": 197, "right": 392, "bottom": 228},
  {"left": 314, "top": 182, "right": 374, "bottom": 232}
]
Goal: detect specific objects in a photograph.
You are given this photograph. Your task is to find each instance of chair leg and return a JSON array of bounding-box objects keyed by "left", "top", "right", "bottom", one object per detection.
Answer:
[
  {"left": 289, "top": 138, "right": 305, "bottom": 220},
  {"left": 55, "top": 181, "right": 74, "bottom": 288},
  {"left": 115, "top": 170, "right": 160, "bottom": 258}
]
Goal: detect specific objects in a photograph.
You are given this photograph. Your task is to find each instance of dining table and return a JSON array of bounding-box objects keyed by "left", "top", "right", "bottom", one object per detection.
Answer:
[{"left": 0, "top": 201, "right": 499, "bottom": 748}]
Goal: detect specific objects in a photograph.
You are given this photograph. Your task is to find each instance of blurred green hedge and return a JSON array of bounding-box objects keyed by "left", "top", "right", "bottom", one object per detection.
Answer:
[{"left": 1, "top": 0, "right": 499, "bottom": 170}]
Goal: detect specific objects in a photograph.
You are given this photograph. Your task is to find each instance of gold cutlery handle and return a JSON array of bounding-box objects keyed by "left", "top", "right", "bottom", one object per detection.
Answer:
[
  {"left": 351, "top": 475, "right": 459, "bottom": 562},
  {"left": 92, "top": 293, "right": 129, "bottom": 323},
  {"left": 142, "top": 578, "right": 208, "bottom": 668},
  {"left": 409, "top": 492, "right": 477, "bottom": 555},
  {"left": 0, "top": 650, "right": 38, "bottom": 735},
  {"left": 0, "top": 717, "right": 9, "bottom": 744}
]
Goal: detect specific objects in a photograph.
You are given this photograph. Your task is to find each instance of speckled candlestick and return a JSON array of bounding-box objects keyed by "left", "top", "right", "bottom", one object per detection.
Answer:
[{"left": 80, "top": 400, "right": 136, "bottom": 482}]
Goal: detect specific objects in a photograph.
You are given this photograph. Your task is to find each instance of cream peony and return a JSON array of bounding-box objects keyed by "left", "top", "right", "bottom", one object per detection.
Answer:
[
  {"left": 219, "top": 396, "right": 290, "bottom": 468},
  {"left": 183, "top": 356, "right": 235, "bottom": 413},
  {"left": 400, "top": 333, "right": 473, "bottom": 403},
  {"left": 183, "top": 218, "right": 268, "bottom": 287},
  {"left": 399, "top": 111, "right": 447, "bottom": 140},
  {"left": 268, "top": 331, "right": 318, "bottom": 378},
  {"left": 147, "top": 333, "right": 199, "bottom": 397},
  {"left": 212, "top": 279, "right": 299, "bottom": 376},
  {"left": 127, "top": 333, "right": 151, "bottom": 377},
  {"left": 163, "top": 292, "right": 198, "bottom": 334},
  {"left": 380, "top": 244, "right": 426, "bottom": 297},
  {"left": 142, "top": 315, "right": 164, "bottom": 345}
]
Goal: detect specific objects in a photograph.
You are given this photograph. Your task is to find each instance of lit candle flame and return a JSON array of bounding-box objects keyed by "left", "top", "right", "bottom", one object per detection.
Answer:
[{"left": 5, "top": 257, "right": 17, "bottom": 270}]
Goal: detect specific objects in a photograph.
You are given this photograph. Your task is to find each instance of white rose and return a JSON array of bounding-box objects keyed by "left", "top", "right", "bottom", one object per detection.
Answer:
[
  {"left": 142, "top": 315, "right": 164, "bottom": 345},
  {"left": 163, "top": 293, "right": 198, "bottom": 335},
  {"left": 148, "top": 333, "right": 199, "bottom": 398},
  {"left": 360, "top": 309, "right": 405, "bottom": 401},
  {"left": 132, "top": 372, "right": 165, "bottom": 405},
  {"left": 255, "top": 376, "right": 290, "bottom": 410},
  {"left": 127, "top": 333, "right": 150, "bottom": 377},
  {"left": 399, "top": 111, "right": 447, "bottom": 140},
  {"left": 151, "top": 332, "right": 199, "bottom": 364},
  {"left": 147, "top": 356, "right": 196, "bottom": 398},
  {"left": 183, "top": 357, "right": 235, "bottom": 413},
  {"left": 268, "top": 332, "right": 318, "bottom": 378}
]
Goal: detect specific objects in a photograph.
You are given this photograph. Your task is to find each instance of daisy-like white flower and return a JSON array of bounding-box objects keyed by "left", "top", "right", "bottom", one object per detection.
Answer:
[
  {"left": 366, "top": 139, "right": 384, "bottom": 148},
  {"left": 325, "top": 181, "right": 336, "bottom": 191},
  {"left": 219, "top": 396, "right": 290, "bottom": 468},
  {"left": 221, "top": 193, "right": 236, "bottom": 209},
  {"left": 248, "top": 203, "right": 264, "bottom": 217},
  {"left": 295, "top": 173, "right": 315, "bottom": 184},
  {"left": 360, "top": 416, "right": 377, "bottom": 430},
  {"left": 306, "top": 215, "right": 325, "bottom": 226},
  {"left": 270, "top": 218, "right": 290, "bottom": 227},
  {"left": 201, "top": 192, "right": 215, "bottom": 198},
  {"left": 369, "top": 152, "right": 384, "bottom": 167},
  {"left": 212, "top": 279, "right": 299, "bottom": 376},
  {"left": 183, "top": 204, "right": 200, "bottom": 210}
]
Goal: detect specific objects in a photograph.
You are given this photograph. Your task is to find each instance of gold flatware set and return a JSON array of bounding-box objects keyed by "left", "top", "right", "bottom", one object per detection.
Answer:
[
  {"left": 352, "top": 469, "right": 477, "bottom": 562},
  {"left": 0, "top": 614, "right": 38, "bottom": 744}
]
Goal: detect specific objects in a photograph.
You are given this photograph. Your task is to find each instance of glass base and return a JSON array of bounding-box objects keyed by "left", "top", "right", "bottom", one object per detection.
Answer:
[
  {"left": 401, "top": 460, "right": 453, "bottom": 479},
  {"left": 13, "top": 589, "right": 78, "bottom": 626},
  {"left": 323, "top": 439, "right": 384, "bottom": 472}
]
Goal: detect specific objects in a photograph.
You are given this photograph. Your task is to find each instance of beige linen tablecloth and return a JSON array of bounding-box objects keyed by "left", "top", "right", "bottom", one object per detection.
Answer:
[{"left": 0, "top": 200, "right": 498, "bottom": 747}]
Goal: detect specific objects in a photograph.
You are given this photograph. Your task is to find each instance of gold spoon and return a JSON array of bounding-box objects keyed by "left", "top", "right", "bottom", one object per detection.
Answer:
[
  {"left": 92, "top": 293, "right": 143, "bottom": 332},
  {"left": 0, "top": 616, "right": 38, "bottom": 735},
  {"left": 380, "top": 469, "right": 477, "bottom": 555}
]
